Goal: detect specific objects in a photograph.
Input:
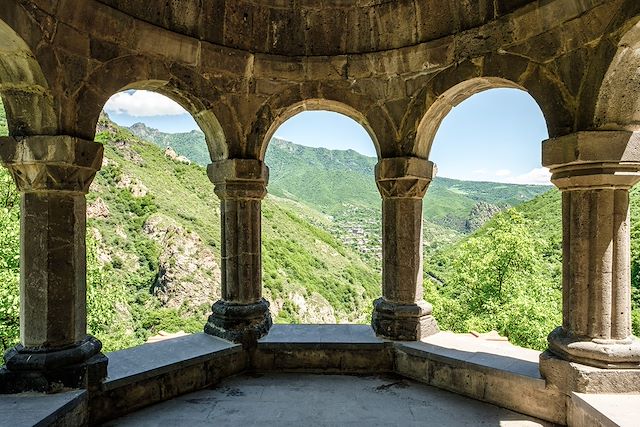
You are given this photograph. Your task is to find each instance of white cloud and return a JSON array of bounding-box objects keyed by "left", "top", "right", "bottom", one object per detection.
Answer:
[
  {"left": 464, "top": 167, "right": 551, "bottom": 185},
  {"left": 509, "top": 167, "right": 552, "bottom": 185},
  {"left": 104, "top": 90, "right": 188, "bottom": 117}
]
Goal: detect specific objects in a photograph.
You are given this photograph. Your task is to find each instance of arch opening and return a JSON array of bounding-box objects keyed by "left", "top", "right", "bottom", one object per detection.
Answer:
[
  {"left": 84, "top": 90, "right": 223, "bottom": 351},
  {"left": 74, "top": 55, "right": 228, "bottom": 160},
  {"left": 94, "top": 82, "right": 227, "bottom": 162},
  {"left": 262, "top": 110, "right": 381, "bottom": 324},
  {"left": 258, "top": 99, "right": 382, "bottom": 161},
  {"left": 420, "top": 87, "right": 561, "bottom": 351}
]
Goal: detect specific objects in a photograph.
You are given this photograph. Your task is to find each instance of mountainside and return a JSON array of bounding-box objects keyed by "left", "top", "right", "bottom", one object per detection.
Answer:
[
  {"left": 95, "top": 115, "right": 381, "bottom": 329},
  {"left": 129, "top": 123, "right": 550, "bottom": 240},
  {"left": 129, "top": 121, "right": 208, "bottom": 165}
]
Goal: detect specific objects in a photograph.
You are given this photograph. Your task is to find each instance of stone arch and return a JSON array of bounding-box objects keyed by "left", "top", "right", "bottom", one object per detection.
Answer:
[
  {"left": 73, "top": 55, "right": 229, "bottom": 161},
  {"left": 0, "top": 13, "right": 57, "bottom": 136},
  {"left": 247, "top": 84, "right": 391, "bottom": 160},
  {"left": 407, "top": 56, "right": 569, "bottom": 159},
  {"left": 593, "top": 18, "right": 640, "bottom": 131}
]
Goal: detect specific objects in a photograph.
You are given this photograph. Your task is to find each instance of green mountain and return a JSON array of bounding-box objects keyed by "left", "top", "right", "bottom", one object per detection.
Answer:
[
  {"left": 129, "top": 121, "right": 208, "bottom": 165},
  {"left": 128, "top": 123, "right": 550, "bottom": 238}
]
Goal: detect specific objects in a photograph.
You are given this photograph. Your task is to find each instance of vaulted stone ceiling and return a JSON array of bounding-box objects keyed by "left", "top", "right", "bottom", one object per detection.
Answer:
[
  {"left": 95, "top": 0, "right": 536, "bottom": 56},
  {"left": 1, "top": 0, "right": 639, "bottom": 160}
]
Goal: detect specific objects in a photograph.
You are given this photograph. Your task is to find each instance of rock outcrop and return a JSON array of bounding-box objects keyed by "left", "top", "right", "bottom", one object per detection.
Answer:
[{"left": 143, "top": 214, "right": 221, "bottom": 313}]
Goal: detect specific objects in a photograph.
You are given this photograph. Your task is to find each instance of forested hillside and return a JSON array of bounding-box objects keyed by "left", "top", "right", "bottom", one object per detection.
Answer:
[{"left": 130, "top": 123, "right": 549, "bottom": 258}]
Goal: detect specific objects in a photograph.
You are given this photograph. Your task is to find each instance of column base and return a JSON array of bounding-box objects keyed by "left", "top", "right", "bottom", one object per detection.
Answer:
[
  {"left": 205, "top": 298, "right": 272, "bottom": 345},
  {"left": 540, "top": 350, "right": 640, "bottom": 394},
  {"left": 547, "top": 326, "right": 640, "bottom": 369},
  {"left": 371, "top": 298, "right": 439, "bottom": 341},
  {"left": 0, "top": 336, "right": 107, "bottom": 393}
]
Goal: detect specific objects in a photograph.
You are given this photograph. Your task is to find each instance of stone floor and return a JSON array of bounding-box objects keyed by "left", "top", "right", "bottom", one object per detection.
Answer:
[{"left": 105, "top": 373, "right": 550, "bottom": 426}]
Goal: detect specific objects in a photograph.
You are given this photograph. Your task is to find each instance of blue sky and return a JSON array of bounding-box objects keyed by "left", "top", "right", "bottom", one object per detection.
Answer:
[{"left": 104, "top": 89, "right": 550, "bottom": 184}]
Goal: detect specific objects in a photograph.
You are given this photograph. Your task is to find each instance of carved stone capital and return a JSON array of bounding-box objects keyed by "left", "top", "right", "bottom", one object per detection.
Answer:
[
  {"left": 375, "top": 157, "right": 436, "bottom": 199},
  {"left": 208, "top": 159, "right": 269, "bottom": 200},
  {"left": 543, "top": 131, "right": 640, "bottom": 190},
  {"left": 0, "top": 135, "right": 103, "bottom": 194}
]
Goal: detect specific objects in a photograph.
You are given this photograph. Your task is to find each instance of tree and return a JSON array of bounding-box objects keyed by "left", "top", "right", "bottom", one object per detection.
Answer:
[
  {"left": 425, "top": 209, "right": 561, "bottom": 350},
  {"left": 0, "top": 167, "right": 20, "bottom": 353}
]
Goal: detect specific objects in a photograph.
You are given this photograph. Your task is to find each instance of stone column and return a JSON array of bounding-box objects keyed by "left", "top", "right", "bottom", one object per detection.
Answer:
[
  {"left": 204, "top": 159, "right": 272, "bottom": 344},
  {"left": 0, "top": 135, "right": 107, "bottom": 393},
  {"left": 541, "top": 131, "right": 640, "bottom": 373},
  {"left": 372, "top": 157, "right": 439, "bottom": 340}
]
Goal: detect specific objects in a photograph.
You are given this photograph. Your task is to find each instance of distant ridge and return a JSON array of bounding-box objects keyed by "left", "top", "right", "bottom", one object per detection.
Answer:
[{"left": 128, "top": 122, "right": 550, "bottom": 234}]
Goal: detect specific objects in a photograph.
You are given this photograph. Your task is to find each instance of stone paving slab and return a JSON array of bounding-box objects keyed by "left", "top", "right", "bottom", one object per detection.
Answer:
[
  {"left": 0, "top": 390, "right": 86, "bottom": 427},
  {"left": 105, "top": 373, "right": 550, "bottom": 427},
  {"left": 104, "top": 333, "right": 241, "bottom": 390}
]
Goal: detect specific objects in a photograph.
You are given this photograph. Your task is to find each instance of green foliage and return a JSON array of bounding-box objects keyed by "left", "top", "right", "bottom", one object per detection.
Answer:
[
  {"left": 86, "top": 238, "right": 139, "bottom": 352},
  {"left": 276, "top": 300, "right": 299, "bottom": 324},
  {"left": 633, "top": 310, "right": 640, "bottom": 337},
  {"left": 128, "top": 122, "right": 210, "bottom": 165},
  {"left": 0, "top": 168, "right": 20, "bottom": 352},
  {"left": 0, "top": 102, "right": 19, "bottom": 352},
  {"left": 0, "top": 101, "right": 7, "bottom": 136},
  {"left": 426, "top": 210, "right": 561, "bottom": 350}
]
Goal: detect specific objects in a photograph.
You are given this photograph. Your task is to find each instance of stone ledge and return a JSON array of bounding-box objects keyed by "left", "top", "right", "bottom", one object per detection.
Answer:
[
  {"left": 103, "top": 333, "right": 242, "bottom": 391},
  {"left": 399, "top": 332, "right": 542, "bottom": 379},
  {"left": 3, "top": 327, "right": 618, "bottom": 426},
  {"left": 0, "top": 390, "right": 87, "bottom": 427},
  {"left": 254, "top": 325, "right": 393, "bottom": 372},
  {"left": 568, "top": 392, "right": 640, "bottom": 427},
  {"left": 93, "top": 333, "right": 246, "bottom": 424},
  {"left": 394, "top": 333, "right": 565, "bottom": 425}
]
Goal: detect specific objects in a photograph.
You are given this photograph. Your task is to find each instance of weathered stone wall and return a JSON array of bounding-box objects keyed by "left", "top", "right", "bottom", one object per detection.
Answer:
[{"left": 0, "top": 0, "right": 637, "bottom": 162}]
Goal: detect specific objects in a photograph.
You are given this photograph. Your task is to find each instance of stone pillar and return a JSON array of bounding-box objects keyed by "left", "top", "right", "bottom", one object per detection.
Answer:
[
  {"left": 540, "top": 131, "right": 640, "bottom": 391},
  {"left": 372, "top": 157, "right": 439, "bottom": 340},
  {"left": 0, "top": 135, "right": 107, "bottom": 393},
  {"left": 204, "top": 159, "right": 272, "bottom": 345}
]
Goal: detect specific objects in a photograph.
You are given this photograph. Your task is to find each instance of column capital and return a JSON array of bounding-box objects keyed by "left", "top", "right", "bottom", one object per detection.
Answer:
[
  {"left": 0, "top": 135, "right": 103, "bottom": 194},
  {"left": 375, "top": 157, "right": 436, "bottom": 199},
  {"left": 542, "top": 131, "right": 640, "bottom": 190},
  {"left": 207, "top": 158, "right": 269, "bottom": 200}
]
